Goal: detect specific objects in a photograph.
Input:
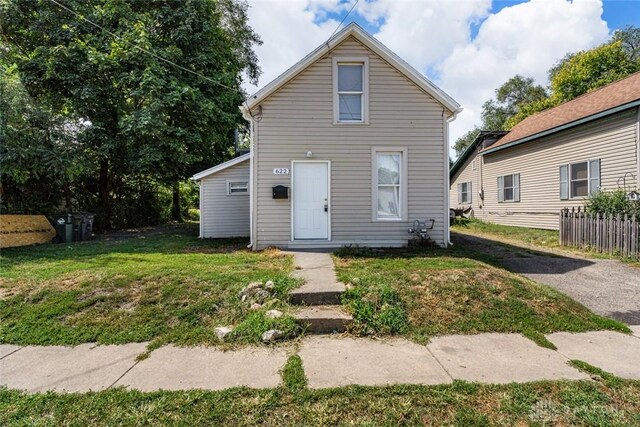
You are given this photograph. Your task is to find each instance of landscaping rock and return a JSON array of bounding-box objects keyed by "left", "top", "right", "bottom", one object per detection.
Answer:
[
  {"left": 215, "top": 326, "right": 233, "bottom": 341},
  {"left": 264, "top": 280, "right": 275, "bottom": 290},
  {"left": 250, "top": 303, "right": 262, "bottom": 311},
  {"left": 265, "top": 309, "right": 283, "bottom": 319},
  {"left": 252, "top": 289, "right": 271, "bottom": 304},
  {"left": 262, "top": 329, "right": 283, "bottom": 343}
]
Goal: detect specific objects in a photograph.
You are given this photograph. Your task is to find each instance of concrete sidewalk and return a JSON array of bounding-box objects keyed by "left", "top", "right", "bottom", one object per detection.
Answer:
[{"left": 2, "top": 330, "right": 639, "bottom": 393}]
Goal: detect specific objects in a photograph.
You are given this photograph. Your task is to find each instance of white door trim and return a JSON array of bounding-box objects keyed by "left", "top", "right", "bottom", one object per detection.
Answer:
[{"left": 291, "top": 160, "right": 331, "bottom": 241}]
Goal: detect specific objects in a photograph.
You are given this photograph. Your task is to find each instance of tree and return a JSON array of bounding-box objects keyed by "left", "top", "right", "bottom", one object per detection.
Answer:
[
  {"left": 613, "top": 25, "right": 640, "bottom": 62},
  {"left": 453, "top": 76, "right": 547, "bottom": 156},
  {"left": 2, "top": 0, "right": 261, "bottom": 228},
  {"left": 453, "top": 127, "right": 481, "bottom": 157},
  {"left": 549, "top": 41, "right": 639, "bottom": 103}
]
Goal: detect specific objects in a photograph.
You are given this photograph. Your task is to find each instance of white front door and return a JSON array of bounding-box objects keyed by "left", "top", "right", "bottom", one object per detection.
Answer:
[{"left": 293, "top": 162, "right": 329, "bottom": 240}]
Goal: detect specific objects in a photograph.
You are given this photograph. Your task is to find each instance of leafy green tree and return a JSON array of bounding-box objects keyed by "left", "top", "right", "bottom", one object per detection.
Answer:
[
  {"left": 2, "top": 0, "right": 260, "bottom": 228},
  {"left": 0, "top": 62, "right": 87, "bottom": 214},
  {"left": 481, "top": 75, "right": 547, "bottom": 130},
  {"left": 549, "top": 41, "right": 639, "bottom": 103},
  {"left": 453, "top": 127, "right": 481, "bottom": 157},
  {"left": 453, "top": 76, "right": 547, "bottom": 156}
]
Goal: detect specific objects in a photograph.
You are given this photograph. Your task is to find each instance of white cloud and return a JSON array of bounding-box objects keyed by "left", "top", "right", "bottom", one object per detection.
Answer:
[
  {"left": 437, "top": 0, "right": 610, "bottom": 147},
  {"left": 357, "top": 0, "right": 491, "bottom": 71},
  {"left": 244, "top": 0, "right": 343, "bottom": 93}
]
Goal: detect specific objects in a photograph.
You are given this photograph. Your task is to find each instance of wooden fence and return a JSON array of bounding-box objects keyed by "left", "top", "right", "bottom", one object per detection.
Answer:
[{"left": 559, "top": 208, "right": 639, "bottom": 258}]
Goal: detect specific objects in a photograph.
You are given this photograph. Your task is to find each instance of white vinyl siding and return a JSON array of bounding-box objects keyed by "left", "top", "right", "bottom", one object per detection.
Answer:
[
  {"left": 479, "top": 108, "right": 637, "bottom": 229},
  {"left": 497, "top": 173, "right": 520, "bottom": 203},
  {"left": 200, "top": 160, "right": 250, "bottom": 238},
  {"left": 450, "top": 147, "right": 482, "bottom": 212},
  {"left": 252, "top": 36, "right": 448, "bottom": 248},
  {"left": 458, "top": 182, "right": 471, "bottom": 204}
]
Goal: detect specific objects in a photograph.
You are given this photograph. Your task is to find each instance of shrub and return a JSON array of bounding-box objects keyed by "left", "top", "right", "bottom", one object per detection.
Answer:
[{"left": 585, "top": 189, "right": 640, "bottom": 218}]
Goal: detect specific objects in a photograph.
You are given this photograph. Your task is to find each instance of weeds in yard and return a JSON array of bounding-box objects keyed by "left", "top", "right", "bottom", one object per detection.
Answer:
[
  {"left": 282, "top": 355, "right": 307, "bottom": 394},
  {"left": 0, "top": 227, "right": 302, "bottom": 346}
]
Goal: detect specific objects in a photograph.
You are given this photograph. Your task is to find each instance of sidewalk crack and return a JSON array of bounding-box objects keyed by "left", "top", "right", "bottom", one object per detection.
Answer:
[
  {"left": 108, "top": 359, "right": 140, "bottom": 389},
  {"left": 426, "top": 345, "right": 454, "bottom": 383},
  {"left": 0, "top": 346, "right": 23, "bottom": 360}
]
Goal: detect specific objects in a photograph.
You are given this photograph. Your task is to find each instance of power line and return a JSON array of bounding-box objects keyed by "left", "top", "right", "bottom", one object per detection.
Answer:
[
  {"left": 328, "top": 0, "right": 361, "bottom": 41},
  {"left": 47, "top": 0, "right": 238, "bottom": 92}
]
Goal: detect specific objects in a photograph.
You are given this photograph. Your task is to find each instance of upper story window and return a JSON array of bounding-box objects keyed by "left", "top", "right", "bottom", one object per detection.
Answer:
[
  {"left": 497, "top": 173, "right": 520, "bottom": 203},
  {"left": 458, "top": 182, "right": 472, "bottom": 204},
  {"left": 559, "top": 160, "right": 600, "bottom": 200},
  {"left": 333, "top": 57, "right": 369, "bottom": 124}
]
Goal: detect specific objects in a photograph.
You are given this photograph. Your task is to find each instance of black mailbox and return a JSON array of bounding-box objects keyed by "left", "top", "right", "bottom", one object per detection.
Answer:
[{"left": 272, "top": 185, "right": 289, "bottom": 199}]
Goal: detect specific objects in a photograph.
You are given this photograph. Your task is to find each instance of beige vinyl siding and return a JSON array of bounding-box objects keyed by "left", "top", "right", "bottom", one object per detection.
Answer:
[
  {"left": 450, "top": 148, "right": 482, "bottom": 213},
  {"left": 200, "top": 160, "right": 250, "bottom": 238},
  {"left": 252, "top": 36, "right": 447, "bottom": 248},
  {"left": 479, "top": 108, "right": 638, "bottom": 230}
]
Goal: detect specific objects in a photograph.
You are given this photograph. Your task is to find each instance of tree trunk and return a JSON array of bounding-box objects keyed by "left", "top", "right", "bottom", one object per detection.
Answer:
[
  {"left": 171, "top": 181, "right": 182, "bottom": 222},
  {"left": 98, "top": 160, "right": 110, "bottom": 231},
  {"left": 64, "top": 181, "right": 72, "bottom": 213}
]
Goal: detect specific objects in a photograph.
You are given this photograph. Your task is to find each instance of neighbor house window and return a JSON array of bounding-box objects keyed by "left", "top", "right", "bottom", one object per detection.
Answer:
[
  {"left": 227, "top": 181, "right": 248, "bottom": 195},
  {"left": 560, "top": 160, "right": 600, "bottom": 200},
  {"left": 497, "top": 173, "right": 520, "bottom": 203},
  {"left": 372, "top": 147, "right": 407, "bottom": 220},
  {"left": 333, "top": 57, "right": 368, "bottom": 123},
  {"left": 458, "top": 182, "right": 472, "bottom": 204}
]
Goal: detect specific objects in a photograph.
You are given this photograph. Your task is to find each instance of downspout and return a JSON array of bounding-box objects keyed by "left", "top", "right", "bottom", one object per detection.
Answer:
[
  {"left": 198, "top": 180, "right": 203, "bottom": 238},
  {"left": 636, "top": 106, "right": 640, "bottom": 189},
  {"left": 241, "top": 106, "right": 257, "bottom": 250},
  {"left": 443, "top": 109, "right": 450, "bottom": 248}
]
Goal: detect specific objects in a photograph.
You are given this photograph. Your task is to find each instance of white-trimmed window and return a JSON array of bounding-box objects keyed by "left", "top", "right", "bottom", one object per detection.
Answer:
[
  {"left": 227, "top": 181, "right": 248, "bottom": 195},
  {"left": 458, "top": 182, "right": 472, "bottom": 204},
  {"left": 372, "top": 147, "right": 407, "bottom": 221},
  {"left": 472, "top": 159, "right": 477, "bottom": 170},
  {"left": 497, "top": 173, "right": 520, "bottom": 203},
  {"left": 333, "top": 57, "right": 368, "bottom": 124},
  {"left": 560, "top": 160, "right": 600, "bottom": 200}
]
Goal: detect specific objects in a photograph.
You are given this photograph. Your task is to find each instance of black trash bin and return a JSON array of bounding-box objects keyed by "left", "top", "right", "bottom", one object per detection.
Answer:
[
  {"left": 51, "top": 214, "right": 73, "bottom": 243},
  {"left": 71, "top": 213, "right": 95, "bottom": 241}
]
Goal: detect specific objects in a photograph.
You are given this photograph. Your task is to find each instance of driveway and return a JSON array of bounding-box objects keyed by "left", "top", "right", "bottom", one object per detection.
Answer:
[{"left": 452, "top": 232, "right": 640, "bottom": 325}]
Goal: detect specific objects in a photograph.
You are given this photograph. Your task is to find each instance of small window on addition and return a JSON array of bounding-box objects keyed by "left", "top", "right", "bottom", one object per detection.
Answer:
[{"left": 228, "top": 181, "right": 248, "bottom": 195}]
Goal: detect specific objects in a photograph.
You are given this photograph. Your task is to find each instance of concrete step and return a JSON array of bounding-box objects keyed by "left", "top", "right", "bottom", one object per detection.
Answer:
[
  {"left": 289, "top": 287, "right": 344, "bottom": 305},
  {"left": 294, "top": 305, "right": 353, "bottom": 334}
]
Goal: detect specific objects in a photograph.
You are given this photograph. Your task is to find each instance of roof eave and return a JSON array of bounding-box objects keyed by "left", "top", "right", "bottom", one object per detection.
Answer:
[
  {"left": 245, "top": 23, "right": 461, "bottom": 115},
  {"left": 481, "top": 100, "right": 640, "bottom": 156},
  {"left": 191, "top": 153, "right": 251, "bottom": 181}
]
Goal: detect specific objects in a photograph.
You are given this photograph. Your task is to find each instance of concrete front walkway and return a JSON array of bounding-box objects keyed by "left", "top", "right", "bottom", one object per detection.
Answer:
[{"left": 2, "top": 330, "right": 639, "bottom": 393}]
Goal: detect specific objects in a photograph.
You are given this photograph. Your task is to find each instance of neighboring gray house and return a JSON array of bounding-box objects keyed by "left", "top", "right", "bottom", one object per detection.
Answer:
[
  {"left": 451, "top": 71, "right": 640, "bottom": 230},
  {"left": 194, "top": 23, "right": 461, "bottom": 249}
]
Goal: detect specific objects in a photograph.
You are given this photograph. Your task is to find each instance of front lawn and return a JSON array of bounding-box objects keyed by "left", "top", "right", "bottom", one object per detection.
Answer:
[
  {"left": 452, "top": 218, "right": 560, "bottom": 249},
  {"left": 0, "top": 225, "right": 300, "bottom": 347},
  {"left": 2, "top": 375, "right": 640, "bottom": 426},
  {"left": 334, "top": 246, "right": 627, "bottom": 347}
]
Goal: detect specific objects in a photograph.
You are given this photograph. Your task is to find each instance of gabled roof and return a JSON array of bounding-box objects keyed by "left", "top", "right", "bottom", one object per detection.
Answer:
[
  {"left": 450, "top": 131, "right": 508, "bottom": 178},
  {"left": 242, "top": 23, "right": 461, "bottom": 116},
  {"left": 482, "top": 71, "right": 640, "bottom": 154},
  {"left": 191, "top": 153, "right": 250, "bottom": 181}
]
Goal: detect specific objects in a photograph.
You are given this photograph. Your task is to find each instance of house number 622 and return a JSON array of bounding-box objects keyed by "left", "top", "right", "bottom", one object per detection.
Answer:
[{"left": 273, "top": 168, "right": 290, "bottom": 175}]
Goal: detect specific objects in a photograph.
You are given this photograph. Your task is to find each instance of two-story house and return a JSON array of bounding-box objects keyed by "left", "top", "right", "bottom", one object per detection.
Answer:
[{"left": 193, "top": 23, "right": 461, "bottom": 249}]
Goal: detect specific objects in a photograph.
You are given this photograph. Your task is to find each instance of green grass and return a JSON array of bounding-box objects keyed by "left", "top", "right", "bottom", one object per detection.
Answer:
[
  {"left": 452, "top": 218, "right": 560, "bottom": 249},
  {"left": 2, "top": 379, "right": 640, "bottom": 426},
  {"left": 452, "top": 218, "right": 640, "bottom": 267},
  {"left": 282, "top": 354, "right": 308, "bottom": 393},
  {"left": 334, "top": 246, "right": 628, "bottom": 345},
  {"left": 0, "top": 225, "right": 301, "bottom": 346}
]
